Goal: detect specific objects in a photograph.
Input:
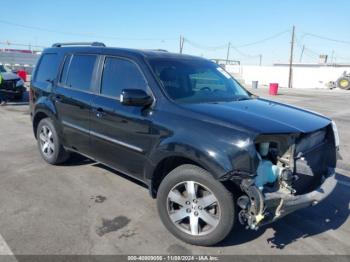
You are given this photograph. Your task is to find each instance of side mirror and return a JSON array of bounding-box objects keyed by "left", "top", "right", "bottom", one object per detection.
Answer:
[{"left": 120, "top": 89, "right": 153, "bottom": 107}]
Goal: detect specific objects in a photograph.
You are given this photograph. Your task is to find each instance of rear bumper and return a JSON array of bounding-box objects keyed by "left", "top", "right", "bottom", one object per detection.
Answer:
[{"left": 261, "top": 168, "right": 337, "bottom": 225}]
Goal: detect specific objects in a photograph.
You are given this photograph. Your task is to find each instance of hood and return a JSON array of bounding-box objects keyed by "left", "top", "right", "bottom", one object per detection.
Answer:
[
  {"left": 0, "top": 72, "right": 20, "bottom": 81},
  {"left": 181, "top": 98, "right": 331, "bottom": 134}
]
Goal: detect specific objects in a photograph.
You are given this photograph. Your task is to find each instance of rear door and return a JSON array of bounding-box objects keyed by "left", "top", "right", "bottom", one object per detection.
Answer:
[
  {"left": 54, "top": 53, "right": 99, "bottom": 154},
  {"left": 89, "top": 56, "right": 155, "bottom": 179}
]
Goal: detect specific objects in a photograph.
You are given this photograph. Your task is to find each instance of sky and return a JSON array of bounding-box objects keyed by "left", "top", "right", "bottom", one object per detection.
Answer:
[{"left": 0, "top": 0, "right": 350, "bottom": 65}]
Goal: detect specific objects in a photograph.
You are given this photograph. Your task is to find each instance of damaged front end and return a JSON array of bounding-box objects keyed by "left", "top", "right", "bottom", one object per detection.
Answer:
[{"left": 235, "top": 123, "right": 338, "bottom": 230}]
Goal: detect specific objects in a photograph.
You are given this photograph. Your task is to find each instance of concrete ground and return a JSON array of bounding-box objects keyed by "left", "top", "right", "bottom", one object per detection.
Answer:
[{"left": 0, "top": 88, "right": 349, "bottom": 256}]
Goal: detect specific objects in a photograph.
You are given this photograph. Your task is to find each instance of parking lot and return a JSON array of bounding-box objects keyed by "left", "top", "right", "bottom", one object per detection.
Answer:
[{"left": 0, "top": 87, "right": 349, "bottom": 256}]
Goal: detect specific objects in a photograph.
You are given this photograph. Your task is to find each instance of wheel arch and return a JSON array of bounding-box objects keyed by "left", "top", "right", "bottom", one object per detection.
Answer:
[
  {"left": 33, "top": 111, "right": 49, "bottom": 138},
  {"left": 145, "top": 135, "right": 256, "bottom": 198},
  {"left": 146, "top": 141, "right": 234, "bottom": 198},
  {"left": 32, "top": 98, "right": 59, "bottom": 138},
  {"left": 149, "top": 156, "right": 204, "bottom": 198}
]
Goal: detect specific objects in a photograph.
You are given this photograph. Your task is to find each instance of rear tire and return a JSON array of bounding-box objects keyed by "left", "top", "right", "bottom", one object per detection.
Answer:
[
  {"left": 157, "top": 164, "right": 235, "bottom": 246},
  {"left": 36, "top": 118, "right": 70, "bottom": 165}
]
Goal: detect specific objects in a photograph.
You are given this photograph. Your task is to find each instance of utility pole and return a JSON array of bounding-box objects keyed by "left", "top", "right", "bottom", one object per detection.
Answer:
[
  {"left": 259, "top": 54, "right": 262, "bottom": 66},
  {"left": 179, "top": 35, "right": 184, "bottom": 54},
  {"left": 226, "top": 42, "right": 231, "bottom": 63},
  {"left": 288, "top": 25, "right": 295, "bottom": 88},
  {"left": 179, "top": 35, "right": 182, "bottom": 54},
  {"left": 299, "top": 45, "right": 305, "bottom": 62}
]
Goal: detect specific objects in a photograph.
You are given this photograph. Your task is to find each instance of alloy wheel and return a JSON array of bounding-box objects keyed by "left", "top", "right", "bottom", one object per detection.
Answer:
[
  {"left": 167, "top": 181, "right": 220, "bottom": 236},
  {"left": 39, "top": 125, "right": 55, "bottom": 158}
]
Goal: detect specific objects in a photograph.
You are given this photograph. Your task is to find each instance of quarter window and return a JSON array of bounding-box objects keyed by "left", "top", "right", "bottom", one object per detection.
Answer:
[
  {"left": 101, "top": 57, "right": 147, "bottom": 98},
  {"left": 65, "top": 54, "right": 97, "bottom": 91}
]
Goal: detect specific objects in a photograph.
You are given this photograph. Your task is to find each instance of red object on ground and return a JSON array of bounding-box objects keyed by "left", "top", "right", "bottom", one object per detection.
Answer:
[
  {"left": 269, "top": 83, "right": 279, "bottom": 96},
  {"left": 17, "top": 70, "right": 27, "bottom": 81}
]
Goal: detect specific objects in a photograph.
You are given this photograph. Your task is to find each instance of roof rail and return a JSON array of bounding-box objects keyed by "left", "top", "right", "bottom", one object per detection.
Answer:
[
  {"left": 52, "top": 42, "right": 106, "bottom": 48},
  {"left": 151, "top": 49, "right": 168, "bottom": 52}
]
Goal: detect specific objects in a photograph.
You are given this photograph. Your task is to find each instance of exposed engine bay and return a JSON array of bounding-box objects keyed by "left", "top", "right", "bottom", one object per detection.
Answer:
[{"left": 237, "top": 123, "right": 338, "bottom": 230}]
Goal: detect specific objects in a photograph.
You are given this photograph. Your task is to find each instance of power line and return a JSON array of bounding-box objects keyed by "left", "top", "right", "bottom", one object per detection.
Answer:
[
  {"left": 300, "top": 32, "right": 350, "bottom": 45},
  {"left": 184, "top": 37, "right": 261, "bottom": 58},
  {"left": 2, "top": 18, "right": 349, "bottom": 63},
  {"left": 234, "top": 29, "right": 290, "bottom": 48},
  {"left": 0, "top": 19, "right": 177, "bottom": 41},
  {"left": 295, "top": 36, "right": 319, "bottom": 58},
  {"left": 333, "top": 54, "right": 350, "bottom": 61},
  {"left": 183, "top": 28, "right": 290, "bottom": 52},
  {"left": 230, "top": 46, "right": 260, "bottom": 58},
  {"left": 295, "top": 38, "right": 318, "bottom": 60},
  {"left": 296, "top": 35, "right": 350, "bottom": 62},
  {"left": 183, "top": 38, "right": 228, "bottom": 51}
]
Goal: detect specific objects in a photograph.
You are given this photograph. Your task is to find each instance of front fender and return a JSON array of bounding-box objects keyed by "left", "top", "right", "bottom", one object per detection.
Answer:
[
  {"left": 145, "top": 141, "right": 231, "bottom": 180},
  {"left": 145, "top": 128, "right": 259, "bottom": 182}
]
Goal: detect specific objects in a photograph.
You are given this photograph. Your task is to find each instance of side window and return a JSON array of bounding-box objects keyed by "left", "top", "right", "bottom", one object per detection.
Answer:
[
  {"left": 35, "top": 53, "right": 60, "bottom": 83},
  {"left": 65, "top": 54, "right": 97, "bottom": 91},
  {"left": 101, "top": 57, "right": 147, "bottom": 98}
]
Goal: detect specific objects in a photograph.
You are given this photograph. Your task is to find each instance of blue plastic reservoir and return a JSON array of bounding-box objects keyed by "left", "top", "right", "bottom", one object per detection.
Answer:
[{"left": 255, "top": 160, "right": 280, "bottom": 190}]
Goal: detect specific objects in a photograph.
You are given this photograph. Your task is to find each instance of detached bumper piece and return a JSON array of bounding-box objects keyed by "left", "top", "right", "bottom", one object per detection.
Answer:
[{"left": 238, "top": 168, "right": 337, "bottom": 230}]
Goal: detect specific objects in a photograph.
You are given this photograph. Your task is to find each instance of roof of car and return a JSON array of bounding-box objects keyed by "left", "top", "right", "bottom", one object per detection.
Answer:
[{"left": 44, "top": 45, "right": 209, "bottom": 61}]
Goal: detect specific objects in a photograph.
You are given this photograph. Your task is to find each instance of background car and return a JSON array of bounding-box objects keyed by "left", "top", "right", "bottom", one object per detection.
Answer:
[{"left": 0, "top": 64, "right": 26, "bottom": 100}]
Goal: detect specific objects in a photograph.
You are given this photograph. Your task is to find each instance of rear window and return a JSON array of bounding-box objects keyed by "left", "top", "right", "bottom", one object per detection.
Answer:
[
  {"left": 63, "top": 54, "right": 97, "bottom": 91},
  {"left": 35, "top": 53, "right": 60, "bottom": 83}
]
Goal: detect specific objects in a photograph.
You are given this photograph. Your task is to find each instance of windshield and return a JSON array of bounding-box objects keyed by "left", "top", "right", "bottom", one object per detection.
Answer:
[
  {"left": 0, "top": 65, "right": 10, "bottom": 73},
  {"left": 149, "top": 58, "right": 250, "bottom": 103}
]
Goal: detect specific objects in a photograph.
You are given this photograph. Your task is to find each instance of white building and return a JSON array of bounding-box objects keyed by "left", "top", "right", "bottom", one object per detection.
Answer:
[{"left": 226, "top": 63, "right": 350, "bottom": 89}]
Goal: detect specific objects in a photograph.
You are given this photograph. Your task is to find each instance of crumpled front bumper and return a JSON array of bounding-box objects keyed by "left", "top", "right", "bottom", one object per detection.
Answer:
[
  {"left": 0, "top": 87, "right": 25, "bottom": 99},
  {"left": 260, "top": 169, "right": 337, "bottom": 226}
]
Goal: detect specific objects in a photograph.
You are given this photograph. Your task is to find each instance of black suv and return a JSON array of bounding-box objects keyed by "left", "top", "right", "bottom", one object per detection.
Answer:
[{"left": 30, "top": 42, "right": 338, "bottom": 246}]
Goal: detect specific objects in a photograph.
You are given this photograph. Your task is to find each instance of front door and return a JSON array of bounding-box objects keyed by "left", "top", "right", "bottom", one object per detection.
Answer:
[{"left": 89, "top": 56, "right": 155, "bottom": 179}]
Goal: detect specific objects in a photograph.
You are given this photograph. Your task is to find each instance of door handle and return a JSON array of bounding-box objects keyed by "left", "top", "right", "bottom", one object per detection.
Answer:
[{"left": 94, "top": 108, "right": 106, "bottom": 118}]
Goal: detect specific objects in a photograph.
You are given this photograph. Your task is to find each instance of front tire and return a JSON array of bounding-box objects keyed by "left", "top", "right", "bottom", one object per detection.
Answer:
[
  {"left": 157, "top": 164, "right": 235, "bottom": 246},
  {"left": 37, "top": 118, "right": 69, "bottom": 165}
]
